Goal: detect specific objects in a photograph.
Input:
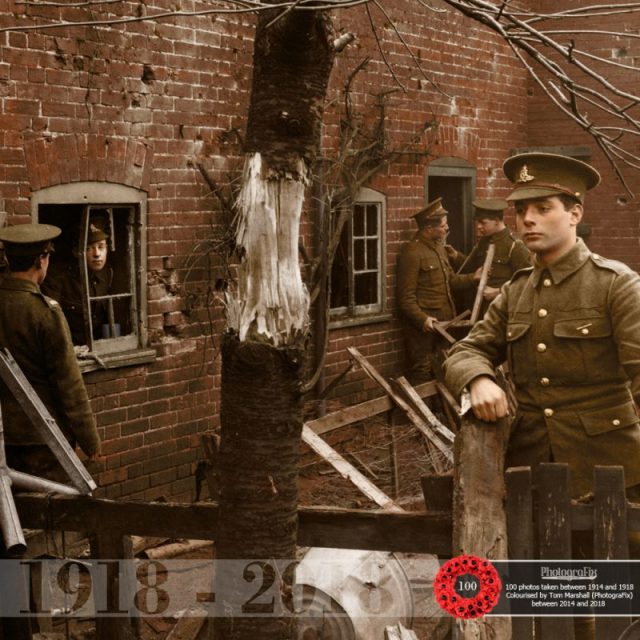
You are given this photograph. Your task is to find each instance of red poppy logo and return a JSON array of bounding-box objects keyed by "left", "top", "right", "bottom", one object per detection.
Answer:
[{"left": 434, "top": 554, "right": 502, "bottom": 619}]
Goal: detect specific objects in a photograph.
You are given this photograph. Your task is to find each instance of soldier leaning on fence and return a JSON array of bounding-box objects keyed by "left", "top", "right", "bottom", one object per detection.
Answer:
[
  {"left": 447, "top": 198, "right": 531, "bottom": 314},
  {"left": 396, "top": 197, "right": 481, "bottom": 384},
  {"left": 443, "top": 154, "right": 640, "bottom": 638},
  {"left": 0, "top": 224, "right": 101, "bottom": 481}
]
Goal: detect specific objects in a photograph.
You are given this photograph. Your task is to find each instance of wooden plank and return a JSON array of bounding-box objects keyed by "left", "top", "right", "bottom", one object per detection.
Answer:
[
  {"left": 14, "top": 495, "right": 454, "bottom": 553},
  {"left": 505, "top": 467, "right": 534, "bottom": 640},
  {"left": 388, "top": 409, "right": 400, "bottom": 498},
  {"left": 395, "top": 377, "right": 455, "bottom": 444},
  {"left": 537, "top": 463, "right": 574, "bottom": 640},
  {"left": 297, "top": 506, "right": 452, "bottom": 554},
  {"left": 431, "top": 322, "right": 456, "bottom": 345},
  {"left": 453, "top": 413, "right": 511, "bottom": 640},
  {"left": 346, "top": 347, "right": 453, "bottom": 467},
  {"left": 435, "top": 381, "right": 461, "bottom": 430},
  {"left": 306, "top": 380, "right": 438, "bottom": 436},
  {"left": 302, "top": 425, "right": 403, "bottom": 512},
  {"left": 470, "top": 243, "right": 495, "bottom": 324},
  {"left": 593, "top": 466, "right": 631, "bottom": 640}
]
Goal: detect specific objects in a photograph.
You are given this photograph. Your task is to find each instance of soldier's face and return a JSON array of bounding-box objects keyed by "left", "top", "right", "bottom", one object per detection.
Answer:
[
  {"left": 85, "top": 240, "right": 108, "bottom": 272},
  {"left": 475, "top": 217, "right": 502, "bottom": 237},
  {"left": 514, "top": 196, "right": 582, "bottom": 264},
  {"left": 423, "top": 216, "right": 449, "bottom": 241}
]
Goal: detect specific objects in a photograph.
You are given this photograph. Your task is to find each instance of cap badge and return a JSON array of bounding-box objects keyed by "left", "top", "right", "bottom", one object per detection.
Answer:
[{"left": 518, "top": 165, "right": 535, "bottom": 183}]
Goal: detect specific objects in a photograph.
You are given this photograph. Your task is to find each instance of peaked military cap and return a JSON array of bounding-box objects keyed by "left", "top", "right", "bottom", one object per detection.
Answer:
[
  {"left": 87, "top": 221, "right": 108, "bottom": 245},
  {"left": 412, "top": 197, "right": 447, "bottom": 228},
  {"left": 503, "top": 152, "right": 600, "bottom": 204},
  {"left": 473, "top": 198, "right": 508, "bottom": 219},
  {"left": 0, "top": 223, "right": 61, "bottom": 256}
]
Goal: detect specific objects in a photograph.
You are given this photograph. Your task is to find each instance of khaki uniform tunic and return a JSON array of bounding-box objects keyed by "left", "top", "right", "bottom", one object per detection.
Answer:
[
  {"left": 0, "top": 277, "right": 100, "bottom": 456},
  {"left": 460, "top": 227, "right": 531, "bottom": 289},
  {"left": 444, "top": 239, "right": 640, "bottom": 497},
  {"left": 397, "top": 234, "right": 474, "bottom": 383},
  {"left": 42, "top": 260, "right": 113, "bottom": 345}
]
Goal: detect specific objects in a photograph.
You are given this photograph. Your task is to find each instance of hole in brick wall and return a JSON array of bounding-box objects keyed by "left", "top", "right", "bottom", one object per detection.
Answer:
[{"left": 141, "top": 64, "right": 156, "bottom": 85}]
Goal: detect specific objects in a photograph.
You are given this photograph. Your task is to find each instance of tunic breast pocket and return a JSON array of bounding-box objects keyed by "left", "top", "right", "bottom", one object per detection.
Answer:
[
  {"left": 506, "top": 322, "right": 531, "bottom": 383},
  {"left": 419, "top": 257, "right": 443, "bottom": 284},
  {"left": 552, "top": 315, "right": 613, "bottom": 382}
]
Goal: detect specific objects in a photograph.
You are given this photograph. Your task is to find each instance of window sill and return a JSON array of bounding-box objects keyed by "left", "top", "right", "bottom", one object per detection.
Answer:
[
  {"left": 78, "top": 348, "right": 156, "bottom": 373},
  {"left": 329, "top": 311, "right": 393, "bottom": 330}
]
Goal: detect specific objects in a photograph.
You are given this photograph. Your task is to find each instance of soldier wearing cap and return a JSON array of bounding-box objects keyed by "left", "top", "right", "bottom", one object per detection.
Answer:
[
  {"left": 396, "top": 197, "right": 481, "bottom": 384},
  {"left": 42, "top": 218, "right": 114, "bottom": 345},
  {"left": 0, "top": 223, "right": 101, "bottom": 480},
  {"left": 450, "top": 198, "right": 531, "bottom": 313},
  {"left": 443, "top": 154, "right": 640, "bottom": 624}
]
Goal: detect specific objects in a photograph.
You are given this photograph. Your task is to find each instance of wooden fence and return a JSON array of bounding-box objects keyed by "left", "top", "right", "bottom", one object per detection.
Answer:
[{"left": 6, "top": 461, "right": 640, "bottom": 640}]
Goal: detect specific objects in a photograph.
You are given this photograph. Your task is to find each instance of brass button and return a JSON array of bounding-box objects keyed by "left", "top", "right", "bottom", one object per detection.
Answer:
[
  {"left": 540, "top": 377, "right": 550, "bottom": 386},
  {"left": 507, "top": 331, "right": 512, "bottom": 337},
  {"left": 544, "top": 408, "right": 554, "bottom": 417},
  {"left": 543, "top": 278, "right": 552, "bottom": 287},
  {"left": 581, "top": 328, "right": 589, "bottom": 335},
  {"left": 612, "top": 419, "right": 621, "bottom": 426},
  {"left": 537, "top": 343, "right": 547, "bottom": 353},
  {"left": 538, "top": 309, "right": 548, "bottom": 318}
]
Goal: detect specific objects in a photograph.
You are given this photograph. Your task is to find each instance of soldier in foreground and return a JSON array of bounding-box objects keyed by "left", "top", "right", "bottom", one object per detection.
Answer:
[
  {"left": 443, "top": 153, "right": 640, "bottom": 639},
  {"left": 396, "top": 197, "right": 481, "bottom": 384},
  {"left": 0, "top": 224, "right": 101, "bottom": 481}
]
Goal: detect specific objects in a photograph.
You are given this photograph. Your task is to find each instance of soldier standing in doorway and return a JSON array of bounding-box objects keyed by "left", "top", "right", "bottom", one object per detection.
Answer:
[{"left": 448, "top": 198, "right": 530, "bottom": 314}]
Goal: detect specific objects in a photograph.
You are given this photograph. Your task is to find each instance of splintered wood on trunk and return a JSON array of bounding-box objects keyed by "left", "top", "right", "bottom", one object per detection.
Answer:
[{"left": 213, "top": 335, "right": 304, "bottom": 639}]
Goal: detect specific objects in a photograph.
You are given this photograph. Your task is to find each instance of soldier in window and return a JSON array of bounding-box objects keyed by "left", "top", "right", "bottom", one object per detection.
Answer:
[{"left": 42, "top": 218, "right": 114, "bottom": 345}]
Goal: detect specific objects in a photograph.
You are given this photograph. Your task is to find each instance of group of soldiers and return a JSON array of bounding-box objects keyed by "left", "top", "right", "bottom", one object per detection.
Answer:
[{"left": 397, "top": 151, "right": 640, "bottom": 639}]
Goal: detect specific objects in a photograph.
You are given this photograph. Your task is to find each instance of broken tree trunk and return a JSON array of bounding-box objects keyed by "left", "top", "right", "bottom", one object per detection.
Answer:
[
  {"left": 213, "top": 7, "right": 335, "bottom": 640},
  {"left": 452, "top": 414, "right": 512, "bottom": 640}
]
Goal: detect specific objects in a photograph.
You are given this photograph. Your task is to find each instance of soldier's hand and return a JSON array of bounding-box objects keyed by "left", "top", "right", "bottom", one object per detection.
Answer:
[
  {"left": 422, "top": 317, "right": 436, "bottom": 332},
  {"left": 483, "top": 286, "right": 500, "bottom": 301},
  {"left": 444, "top": 244, "right": 458, "bottom": 259},
  {"left": 469, "top": 376, "right": 509, "bottom": 422},
  {"left": 472, "top": 267, "right": 483, "bottom": 282}
]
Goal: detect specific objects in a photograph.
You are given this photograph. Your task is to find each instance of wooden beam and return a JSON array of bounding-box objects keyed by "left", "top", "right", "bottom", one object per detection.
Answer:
[
  {"left": 469, "top": 243, "right": 495, "bottom": 325},
  {"left": 301, "top": 425, "right": 403, "bottom": 512},
  {"left": 346, "top": 347, "right": 453, "bottom": 466},
  {"left": 306, "top": 380, "right": 438, "bottom": 436},
  {"left": 13, "top": 494, "right": 452, "bottom": 554},
  {"left": 453, "top": 414, "right": 512, "bottom": 639}
]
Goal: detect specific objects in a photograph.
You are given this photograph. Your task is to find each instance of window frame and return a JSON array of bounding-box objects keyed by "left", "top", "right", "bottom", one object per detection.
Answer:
[
  {"left": 329, "top": 187, "right": 391, "bottom": 328},
  {"left": 32, "top": 182, "right": 155, "bottom": 371}
]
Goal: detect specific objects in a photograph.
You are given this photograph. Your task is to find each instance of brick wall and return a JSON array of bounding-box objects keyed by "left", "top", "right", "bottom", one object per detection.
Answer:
[{"left": 1, "top": 0, "right": 529, "bottom": 500}]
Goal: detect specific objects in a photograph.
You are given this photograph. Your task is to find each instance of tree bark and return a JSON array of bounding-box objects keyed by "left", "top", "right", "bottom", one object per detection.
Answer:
[{"left": 213, "top": 8, "right": 335, "bottom": 640}]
